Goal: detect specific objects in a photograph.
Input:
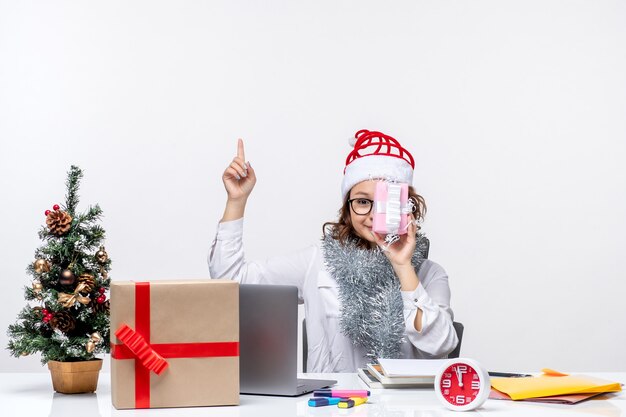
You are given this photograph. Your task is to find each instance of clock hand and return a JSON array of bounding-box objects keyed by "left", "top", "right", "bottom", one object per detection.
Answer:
[{"left": 455, "top": 367, "right": 463, "bottom": 387}]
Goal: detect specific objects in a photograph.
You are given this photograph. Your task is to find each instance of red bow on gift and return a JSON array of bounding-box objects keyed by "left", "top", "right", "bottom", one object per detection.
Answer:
[{"left": 115, "top": 324, "right": 169, "bottom": 375}]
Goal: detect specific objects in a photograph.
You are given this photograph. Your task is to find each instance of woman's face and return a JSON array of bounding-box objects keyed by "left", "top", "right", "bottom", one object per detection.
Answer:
[{"left": 348, "top": 180, "right": 378, "bottom": 246}]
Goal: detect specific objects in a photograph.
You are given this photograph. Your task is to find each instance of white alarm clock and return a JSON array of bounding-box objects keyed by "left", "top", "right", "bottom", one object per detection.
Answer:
[{"left": 434, "top": 358, "right": 491, "bottom": 411}]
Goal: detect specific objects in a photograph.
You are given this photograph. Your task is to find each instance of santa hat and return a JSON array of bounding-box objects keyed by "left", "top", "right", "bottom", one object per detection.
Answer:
[{"left": 341, "top": 129, "right": 415, "bottom": 200}]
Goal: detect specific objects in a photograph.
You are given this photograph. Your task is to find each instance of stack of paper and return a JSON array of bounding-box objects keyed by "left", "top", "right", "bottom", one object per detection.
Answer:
[
  {"left": 357, "top": 367, "right": 386, "bottom": 389},
  {"left": 490, "top": 370, "right": 622, "bottom": 404},
  {"left": 357, "top": 359, "right": 448, "bottom": 389}
]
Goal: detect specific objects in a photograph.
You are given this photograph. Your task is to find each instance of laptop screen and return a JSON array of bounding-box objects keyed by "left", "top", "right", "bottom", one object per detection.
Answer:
[{"left": 239, "top": 284, "right": 299, "bottom": 395}]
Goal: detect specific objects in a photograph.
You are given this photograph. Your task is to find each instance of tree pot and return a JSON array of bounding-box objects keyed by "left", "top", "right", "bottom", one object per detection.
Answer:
[{"left": 47, "top": 358, "right": 103, "bottom": 394}]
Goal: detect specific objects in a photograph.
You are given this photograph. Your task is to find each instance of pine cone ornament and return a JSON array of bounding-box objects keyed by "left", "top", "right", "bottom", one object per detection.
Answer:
[
  {"left": 91, "top": 299, "right": 109, "bottom": 314},
  {"left": 49, "top": 311, "right": 76, "bottom": 333},
  {"left": 46, "top": 210, "right": 73, "bottom": 236},
  {"left": 77, "top": 274, "right": 96, "bottom": 293}
]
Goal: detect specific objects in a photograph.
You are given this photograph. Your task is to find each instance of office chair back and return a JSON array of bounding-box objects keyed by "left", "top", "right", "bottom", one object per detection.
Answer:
[{"left": 448, "top": 321, "right": 464, "bottom": 358}]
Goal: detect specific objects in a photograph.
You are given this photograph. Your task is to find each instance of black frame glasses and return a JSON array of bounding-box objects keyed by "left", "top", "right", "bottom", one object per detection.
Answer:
[{"left": 347, "top": 198, "right": 374, "bottom": 216}]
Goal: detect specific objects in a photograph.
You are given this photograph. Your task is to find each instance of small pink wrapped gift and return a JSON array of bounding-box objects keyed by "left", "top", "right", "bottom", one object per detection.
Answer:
[{"left": 372, "top": 181, "right": 410, "bottom": 235}]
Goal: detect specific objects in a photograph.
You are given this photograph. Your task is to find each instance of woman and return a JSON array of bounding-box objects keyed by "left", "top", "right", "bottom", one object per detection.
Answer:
[{"left": 209, "top": 130, "right": 458, "bottom": 372}]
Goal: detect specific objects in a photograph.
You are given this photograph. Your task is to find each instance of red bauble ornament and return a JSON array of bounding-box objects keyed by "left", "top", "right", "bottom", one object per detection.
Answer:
[
  {"left": 42, "top": 309, "right": 49, "bottom": 315},
  {"left": 43, "top": 314, "right": 51, "bottom": 323},
  {"left": 96, "top": 295, "right": 106, "bottom": 304},
  {"left": 53, "top": 204, "right": 60, "bottom": 210},
  {"left": 98, "top": 287, "right": 106, "bottom": 294},
  {"left": 45, "top": 210, "right": 51, "bottom": 216}
]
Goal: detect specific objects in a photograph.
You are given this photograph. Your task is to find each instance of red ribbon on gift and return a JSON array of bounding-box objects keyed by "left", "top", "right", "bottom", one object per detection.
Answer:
[{"left": 111, "top": 282, "right": 239, "bottom": 408}]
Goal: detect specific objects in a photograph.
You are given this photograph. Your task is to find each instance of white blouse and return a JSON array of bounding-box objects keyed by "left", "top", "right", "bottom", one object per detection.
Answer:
[{"left": 208, "top": 218, "right": 458, "bottom": 372}]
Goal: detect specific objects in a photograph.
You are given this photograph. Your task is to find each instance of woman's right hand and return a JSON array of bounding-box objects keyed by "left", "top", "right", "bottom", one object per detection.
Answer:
[{"left": 222, "top": 139, "right": 256, "bottom": 202}]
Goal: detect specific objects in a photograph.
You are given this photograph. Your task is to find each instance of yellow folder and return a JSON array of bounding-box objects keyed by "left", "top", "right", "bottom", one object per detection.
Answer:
[{"left": 491, "top": 373, "right": 622, "bottom": 400}]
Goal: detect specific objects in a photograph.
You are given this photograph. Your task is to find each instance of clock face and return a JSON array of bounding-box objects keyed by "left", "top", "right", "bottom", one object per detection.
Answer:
[{"left": 435, "top": 359, "right": 490, "bottom": 411}]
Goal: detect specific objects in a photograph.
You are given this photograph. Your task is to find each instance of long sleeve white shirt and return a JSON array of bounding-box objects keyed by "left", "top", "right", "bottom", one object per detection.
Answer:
[{"left": 208, "top": 218, "right": 458, "bottom": 372}]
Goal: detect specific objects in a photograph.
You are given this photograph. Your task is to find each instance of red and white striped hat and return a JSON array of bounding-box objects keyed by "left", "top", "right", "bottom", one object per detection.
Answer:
[{"left": 341, "top": 129, "right": 415, "bottom": 199}]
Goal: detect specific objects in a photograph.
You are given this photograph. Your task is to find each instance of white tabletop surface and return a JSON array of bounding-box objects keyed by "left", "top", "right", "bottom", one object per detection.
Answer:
[{"left": 1, "top": 372, "right": 624, "bottom": 417}]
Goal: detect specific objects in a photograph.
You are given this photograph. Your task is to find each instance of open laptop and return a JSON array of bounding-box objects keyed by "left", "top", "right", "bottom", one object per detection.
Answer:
[{"left": 239, "top": 284, "right": 336, "bottom": 396}]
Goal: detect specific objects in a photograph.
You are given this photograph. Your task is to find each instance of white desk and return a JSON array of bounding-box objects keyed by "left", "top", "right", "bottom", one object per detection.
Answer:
[{"left": 1, "top": 372, "right": 624, "bottom": 417}]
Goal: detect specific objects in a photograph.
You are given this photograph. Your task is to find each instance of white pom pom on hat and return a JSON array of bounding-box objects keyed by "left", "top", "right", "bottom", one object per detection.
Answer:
[{"left": 341, "top": 129, "right": 415, "bottom": 200}]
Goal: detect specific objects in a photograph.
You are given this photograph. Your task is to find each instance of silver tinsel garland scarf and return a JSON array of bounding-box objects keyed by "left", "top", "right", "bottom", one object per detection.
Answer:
[{"left": 321, "top": 232, "right": 430, "bottom": 361}]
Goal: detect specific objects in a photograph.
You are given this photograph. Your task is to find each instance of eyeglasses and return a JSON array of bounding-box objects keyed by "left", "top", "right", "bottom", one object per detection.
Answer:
[{"left": 348, "top": 198, "right": 374, "bottom": 216}]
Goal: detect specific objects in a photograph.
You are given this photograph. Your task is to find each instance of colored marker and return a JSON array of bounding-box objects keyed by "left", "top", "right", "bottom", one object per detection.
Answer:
[
  {"left": 313, "top": 389, "right": 370, "bottom": 398},
  {"left": 308, "top": 397, "right": 343, "bottom": 407},
  {"left": 338, "top": 397, "right": 368, "bottom": 408}
]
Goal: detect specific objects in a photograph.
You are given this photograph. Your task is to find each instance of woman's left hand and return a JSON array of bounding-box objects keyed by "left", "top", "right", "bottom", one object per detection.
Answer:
[{"left": 371, "top": 215, "right": 418, "bottom": 268}]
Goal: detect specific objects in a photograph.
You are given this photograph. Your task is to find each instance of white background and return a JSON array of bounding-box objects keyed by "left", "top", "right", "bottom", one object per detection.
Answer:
[{"left": 1, "top": 0, "right": 625, "bottom": 373}]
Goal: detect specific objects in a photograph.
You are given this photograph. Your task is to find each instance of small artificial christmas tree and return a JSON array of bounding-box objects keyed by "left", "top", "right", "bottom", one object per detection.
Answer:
[{"left": 7, "top": 166, "right": 111, "bottom": 368}]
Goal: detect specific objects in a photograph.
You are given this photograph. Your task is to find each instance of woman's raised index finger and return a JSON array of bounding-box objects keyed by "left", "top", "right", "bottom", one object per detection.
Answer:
[{"left": 237, "top": 138, "right": 245, "bottom": 161}]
